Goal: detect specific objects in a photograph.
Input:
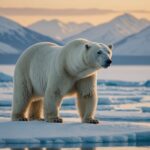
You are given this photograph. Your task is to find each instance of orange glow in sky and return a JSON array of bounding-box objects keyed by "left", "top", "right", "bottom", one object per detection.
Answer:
[{"left": 0, "top": 0, "right": 150, "bottom": 26}]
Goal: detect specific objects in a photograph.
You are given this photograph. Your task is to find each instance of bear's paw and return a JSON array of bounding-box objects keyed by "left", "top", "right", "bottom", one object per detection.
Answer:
[{"left": 83, "top": 118, "right": 99, "bottom": 124}]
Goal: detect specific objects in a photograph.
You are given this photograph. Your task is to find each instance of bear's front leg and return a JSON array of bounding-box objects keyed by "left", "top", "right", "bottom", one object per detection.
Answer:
[
  {"left": 44, "top": 89, "right": 63, "bottom": 123},
  {"left": 77, "top": 92, "right": 99, "bottom": 124},
  {"left": 76, "top": 75, "right": 99, "bottom": 124}
]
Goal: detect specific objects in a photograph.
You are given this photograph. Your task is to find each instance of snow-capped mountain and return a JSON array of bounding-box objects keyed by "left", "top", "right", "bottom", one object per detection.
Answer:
[
  {"left": 114, "top": 26, "right": 150, "bottom": 56},
  {"left": 64, "top": 13, "right": 150, "bottom": 44},
  {"left": 0, "top": 16, "right": 62, "bottom": 54},
  {"left": 28, "top": 19, "right": 93, "bottom": 40},
  {"left": 0, "top": 42, "right": 18, "bottom": 54}
]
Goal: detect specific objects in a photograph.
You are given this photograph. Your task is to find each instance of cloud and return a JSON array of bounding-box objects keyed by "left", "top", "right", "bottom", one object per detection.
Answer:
[
  {"left": 130, "top": 10, "right": 150, "bottom": 13},
  {"left": 0, "top": 7, "right": 119, "bottom": 16},
  {"left": 0, "top": 7, "right": 149, "bottom": 16}
]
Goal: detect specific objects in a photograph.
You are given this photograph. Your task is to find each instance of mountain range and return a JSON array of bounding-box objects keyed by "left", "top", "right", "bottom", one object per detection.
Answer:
[
  {"left": 0, "top": 16, "right": 62, "bottom": 54},
  {"left": 114, "top": 26, "right": 150, "bottom": 56},
  {"left": 28, "top": 19, "right": 93, "bottom": 40},
  {"left": 0, "top": 14, "right": 150, "bottom": 64},
  {"left": 64, "top": 14, "right": 150, "bottom": 44}
]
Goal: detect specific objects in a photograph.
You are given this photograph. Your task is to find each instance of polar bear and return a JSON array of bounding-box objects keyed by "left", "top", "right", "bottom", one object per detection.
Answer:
[{"left": 12, "top": 39, "right": 112, "bottom": 124}]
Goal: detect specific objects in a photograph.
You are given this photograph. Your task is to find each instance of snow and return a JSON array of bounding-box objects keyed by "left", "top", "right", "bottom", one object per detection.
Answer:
[
  {"left": 0, "top": 66, "right": 150, "bottom": 146},
  {"left": 96, "top": 111, "right": 150, "bottom": 122},
  {"left": 0, "top": 16, "right": 25, "bottom": 36},
  {"left": 0, "top": 42, "right": 19, "bottom": 54},
  {"left": 0, "top": 72, "right": 12, "bottom": 82},
  {"left": 98, "top": 80, "right": 150, "bottom": 87},
  {"left": 0, "top": 121, "right": 150, "bottom": 144},
  {"left": 114, "top": 26, "right": 150, "bottom": 56},
  {"left": 0, "top": 16, "right": 62, "bottom": 55},
  {"left": 97, "top": 65, "right": 150, "bottom": 81},
  {"left": 28, "top": 19, "right": 93, "bottom": 40}
]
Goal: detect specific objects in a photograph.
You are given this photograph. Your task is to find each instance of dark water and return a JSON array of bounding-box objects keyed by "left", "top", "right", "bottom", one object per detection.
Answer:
[
  {"left": 1, "top": 54, "right": 150, "bottom": 65},
  {"left": 0, "top": 142, "right": 150, "bottom": 150}
]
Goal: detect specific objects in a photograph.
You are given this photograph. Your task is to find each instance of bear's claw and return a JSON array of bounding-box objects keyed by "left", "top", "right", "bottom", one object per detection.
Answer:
[
  {"left": 84, "top": 119, "right": 99, "bottom": 124},
  {"left": 18, "top": 118, "right": 28, "bottom": 121},
  {"left": 38, "top": 118, "right": 45, "bottom": 121},
  {"left": 53, "top": 117, "right": 63, "bottom": 123},
  {"left": 46, "top": 117, "right": 63, "bottom": 123},
  {"left": 29, "top": 118, "right": 44, "bottom": 121}
]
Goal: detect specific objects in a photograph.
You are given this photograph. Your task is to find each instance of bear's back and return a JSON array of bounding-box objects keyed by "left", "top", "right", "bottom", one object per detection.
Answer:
[
  {"left": 16, "top": 42, "right": 61, "bottom": 65},
  {"left": 14, "top": 42, "right": 62, "bottom": 77}
]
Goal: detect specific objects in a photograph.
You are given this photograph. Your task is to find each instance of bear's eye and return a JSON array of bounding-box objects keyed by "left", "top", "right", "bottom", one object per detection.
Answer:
[{"left": 97, "top": 51, "right": 102, "bottom": 54}]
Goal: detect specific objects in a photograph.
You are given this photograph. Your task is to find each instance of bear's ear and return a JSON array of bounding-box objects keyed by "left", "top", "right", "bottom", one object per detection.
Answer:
[
  {"left": 108, "top": 44, "right": 113, "bottom": 50},
  {"left": 85, "top": 44, "right": 91, "bottom": 50}
]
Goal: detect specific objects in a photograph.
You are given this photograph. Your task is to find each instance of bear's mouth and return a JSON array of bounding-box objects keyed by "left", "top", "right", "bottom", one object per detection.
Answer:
[
  {"left": 103, "top": 59, "right": 112, "bottom": 68},
  {"left": 102, "top": 64, "right": 110, "bottom": 68},
  {"left": 102, "top": 62, "right": 112, "bottom": 68}
]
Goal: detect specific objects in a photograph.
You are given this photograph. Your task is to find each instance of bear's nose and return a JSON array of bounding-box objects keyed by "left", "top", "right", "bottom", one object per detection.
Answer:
[{"left": 106, "top": 60, "right": 112, "bottom": 64}]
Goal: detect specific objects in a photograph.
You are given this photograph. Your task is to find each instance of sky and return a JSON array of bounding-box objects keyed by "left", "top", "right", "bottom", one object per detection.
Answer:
[{"left": 0, "top": 0, "right": 150, "bottom": 26}]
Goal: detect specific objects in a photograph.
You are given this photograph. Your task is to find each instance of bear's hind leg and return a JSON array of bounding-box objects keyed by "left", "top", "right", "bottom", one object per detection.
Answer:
[
  {"left": 12, "top": 78, "right": 32, "bottom": 121},
  {"left": 44, "top": 88, "right": 63, "bottom": 123},
  {"left": 28, "top": 99, "right": 43, "bottom": 120},
  {"left": 12, "top": 94, "right": 31, "bottom": 121}
]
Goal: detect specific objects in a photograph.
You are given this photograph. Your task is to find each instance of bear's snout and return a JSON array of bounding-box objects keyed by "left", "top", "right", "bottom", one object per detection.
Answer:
[
  {"left": 106, "top": 59, "right": 112, "bottom": 65},
  {"left": 103, "top": 59, "right": 112, "bottom": 68}
]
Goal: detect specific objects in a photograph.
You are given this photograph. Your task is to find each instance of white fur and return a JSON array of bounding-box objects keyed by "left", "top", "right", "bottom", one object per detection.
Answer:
[{"left": 12, "top": 39, "right": 112, "bottom": 123}]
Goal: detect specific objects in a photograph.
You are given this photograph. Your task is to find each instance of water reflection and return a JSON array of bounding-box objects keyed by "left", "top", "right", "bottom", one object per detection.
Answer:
[
  {"left": 6, "top": 147, "right": 150, "bottom": 150},
  {"left": 0, "top": 142, "right": 150, "bottom": 150},
  {"left": 1, "top": 142, "right": 150, "bottom": 150},
  {"left": 10, "top": 148, "right": 96, "bottom": 150}
]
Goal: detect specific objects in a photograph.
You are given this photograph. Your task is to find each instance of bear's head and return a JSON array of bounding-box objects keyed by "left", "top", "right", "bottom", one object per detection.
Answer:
[
  {"left": 64, "top": 39, "right": 113, "bottom": 78},
  {"left": 83, "top": 41, "right": 112, "bottom": 69}
]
